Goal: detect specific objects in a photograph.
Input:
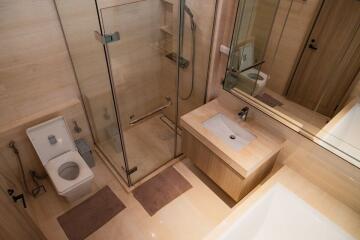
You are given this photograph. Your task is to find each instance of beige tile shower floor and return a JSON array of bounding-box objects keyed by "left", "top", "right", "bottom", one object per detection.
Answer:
[
  {"left": 28, "top": 155, "right": 231, "bottom": 240},
  {"left": 99, "top": 114, "right": 181, "bottom": 183}
]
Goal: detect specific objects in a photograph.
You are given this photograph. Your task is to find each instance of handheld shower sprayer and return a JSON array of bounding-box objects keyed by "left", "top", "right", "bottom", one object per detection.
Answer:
[
  {"left": 184, "top": 5, "right": 196, "bottom": 31},
  {"left": 180, "top": 5, "right": 197, "bottom": 100},
  {"left": 184, "top": 5, "right": 193, "bottom": 18}
]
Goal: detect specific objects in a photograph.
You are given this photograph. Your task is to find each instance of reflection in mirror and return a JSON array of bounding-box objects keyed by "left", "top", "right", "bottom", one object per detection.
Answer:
[
  {"left": 224, "top": 0, "right": 360, "bottom": 167},
  {"left": 224, "top": 0, "right": 280, "bottom": 96}
]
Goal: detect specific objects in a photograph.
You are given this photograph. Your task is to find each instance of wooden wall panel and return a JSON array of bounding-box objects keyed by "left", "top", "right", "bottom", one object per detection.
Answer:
[
  {"left": 0, "top": 0, "right": 80, "bottom": 127},
  {"left": 0, "top": 0, "right": 92, "bottom": 194}
]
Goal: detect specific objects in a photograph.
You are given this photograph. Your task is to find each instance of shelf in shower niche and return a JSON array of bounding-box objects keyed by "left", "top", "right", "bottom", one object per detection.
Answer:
[
  {"left": 160, "top": 26, "right": 173, "bottom": 36},
  {"left": 149, "top": 38, "right": 173, "bottom": 55},
  {"left": 161, "top": 0, "right": 174, "bottom": 5},
  {"left": 165, "top": 52, "right": 190, "bottom": 69}
]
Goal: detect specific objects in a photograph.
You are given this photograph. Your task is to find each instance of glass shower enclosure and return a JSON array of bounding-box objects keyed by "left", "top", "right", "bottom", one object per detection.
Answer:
[
  {"left": 54, "top": 0, "right": 216, "bottom": 186},
  {"left": 98, "top": 0, "right": 182, "bottom": 184}
]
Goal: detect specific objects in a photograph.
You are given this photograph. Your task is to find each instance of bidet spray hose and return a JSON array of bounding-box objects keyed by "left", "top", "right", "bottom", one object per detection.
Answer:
[{"left": 8, "top": 141, "right": 32, "bottom": 195}]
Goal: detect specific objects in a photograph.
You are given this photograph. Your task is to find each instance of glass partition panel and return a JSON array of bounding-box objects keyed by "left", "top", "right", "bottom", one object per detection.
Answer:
[
  {"left": 100, "top": 0, "right": 180, "bottom": 183},
  {"left": 54, "top": 0, "right": 128, "bottom": 181}
]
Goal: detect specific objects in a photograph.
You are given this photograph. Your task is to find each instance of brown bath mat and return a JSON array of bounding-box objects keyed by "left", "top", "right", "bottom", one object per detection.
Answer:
[
  {"left": 133, "top": 167, "right": 192, "bottom": 216},
  {"left": 255, "top": 93, "right": 283, "bottom": 107},
  {"left": 57, "top": 186, "right": 125, "bottom": 240}
]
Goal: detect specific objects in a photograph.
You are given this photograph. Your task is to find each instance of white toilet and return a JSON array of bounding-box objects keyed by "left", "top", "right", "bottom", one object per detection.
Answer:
[
  {"left": 27, "top": 116, "right": 94, "bottom": 202},
  {"left": 238, "top": 41, "right": 269, "bottom": 96}
]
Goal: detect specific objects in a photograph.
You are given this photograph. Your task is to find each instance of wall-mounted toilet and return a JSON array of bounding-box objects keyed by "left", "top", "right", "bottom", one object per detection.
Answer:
[{"left": 27, "top": 116, "right": 94, "bottom": 202}]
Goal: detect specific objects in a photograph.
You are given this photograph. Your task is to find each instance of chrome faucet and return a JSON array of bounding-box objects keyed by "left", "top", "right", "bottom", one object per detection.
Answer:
[{"left": 238, "top": 107, "right": 249, "bottom": 121}]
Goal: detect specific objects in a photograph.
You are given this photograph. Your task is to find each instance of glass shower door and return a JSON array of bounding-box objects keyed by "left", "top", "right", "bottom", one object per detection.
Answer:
[{"left": 99, "top": 0, "right": 181, "bottom": 184}]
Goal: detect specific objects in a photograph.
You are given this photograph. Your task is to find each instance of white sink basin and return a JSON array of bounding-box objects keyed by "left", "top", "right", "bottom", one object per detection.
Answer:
[
  {"left": 214, "top": 184, "right": 355, "bottom": 240},
  {"left": 203, "top": 113, "right": 256, "bottom": 151}
]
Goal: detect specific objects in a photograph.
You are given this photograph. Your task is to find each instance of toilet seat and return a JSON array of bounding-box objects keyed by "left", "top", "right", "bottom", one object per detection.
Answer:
[
  {"left": 239, "top": 68, "right": 268, "bottom": 96},
  {"left": 45, "top": 151, "right": 94, "bottom": 195},
  {"left": 240, "top": 68, "right": 268, "bottom": 85},
  {"left": 237, "top": 40, "right": 268, "bottom": 95}
]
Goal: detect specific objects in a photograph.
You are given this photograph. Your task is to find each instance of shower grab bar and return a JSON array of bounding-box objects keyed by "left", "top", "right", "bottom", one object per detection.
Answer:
[{"left": 129, "top": 97, "right": 172, "bottom": 126}]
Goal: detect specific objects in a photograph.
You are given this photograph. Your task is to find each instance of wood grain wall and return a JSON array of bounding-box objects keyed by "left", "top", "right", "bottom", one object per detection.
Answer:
[
  {"left": 0, "top": 0, "right": 92, "bottom": 192},
  {"left": 0, "top": 0, "right": 81, "bottom": 127}
]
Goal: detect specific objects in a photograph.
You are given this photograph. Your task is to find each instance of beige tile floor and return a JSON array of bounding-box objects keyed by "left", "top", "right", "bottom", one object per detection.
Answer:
[
  {"left": 99, "top": 114, "right": 181, "bottom": 184},
  {"left": 27, "top": 155, "right": 231, "bottom": 240}
]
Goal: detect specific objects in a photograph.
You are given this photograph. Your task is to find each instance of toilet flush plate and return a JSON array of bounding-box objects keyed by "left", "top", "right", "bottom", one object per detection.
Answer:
[{"left": 26, "top": 116, "right": 76, "bottom": 166}]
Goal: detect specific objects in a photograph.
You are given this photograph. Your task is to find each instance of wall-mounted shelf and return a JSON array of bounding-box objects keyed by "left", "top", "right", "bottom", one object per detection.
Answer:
[
  {"left": 160, "top": 0, "right": 175, "bottom": 55},
  {"left": 149, "top": 38, "right": 172, "bottom": 55},
  {"left": 160, "top": 0, "right": 174, "bottom": 5}
]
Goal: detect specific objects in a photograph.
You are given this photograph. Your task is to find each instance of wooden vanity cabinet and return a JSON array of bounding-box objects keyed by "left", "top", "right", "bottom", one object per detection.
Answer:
[{"left": 183, "top": 130, "right": 277, "bottom": 202}]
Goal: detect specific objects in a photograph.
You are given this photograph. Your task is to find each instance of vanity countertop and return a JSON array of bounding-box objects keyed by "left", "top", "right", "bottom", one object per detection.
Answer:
[
  {"left": 180, "top": 99, "right": 284, "bottom": 178},
  {"left": 204, "top": 166, "right": 360, "bottom": 239}
]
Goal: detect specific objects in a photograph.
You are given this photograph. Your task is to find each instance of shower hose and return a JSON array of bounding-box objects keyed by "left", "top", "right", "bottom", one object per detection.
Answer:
[
  {"left": 8, "top": 141, "right": 31, "bottom": 195},
  {"left": 180, "top": 19, "right": 196, "bottom": 101}
]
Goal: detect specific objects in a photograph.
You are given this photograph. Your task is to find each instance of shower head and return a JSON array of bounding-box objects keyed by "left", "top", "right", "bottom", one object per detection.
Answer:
[{"left": 184, "top": 5, "right": 194, "bottom": 18}]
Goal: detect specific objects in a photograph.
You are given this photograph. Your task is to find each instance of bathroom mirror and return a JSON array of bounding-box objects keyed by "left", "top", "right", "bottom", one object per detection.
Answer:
[
  {"left": 224, "top": 0, "right": 280, "bottom": 96},
  {"left": 224, "top": 0, "right": 360, "bottom": 168}
]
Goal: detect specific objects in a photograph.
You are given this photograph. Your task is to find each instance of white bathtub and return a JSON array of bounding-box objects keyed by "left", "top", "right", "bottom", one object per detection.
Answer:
[
  {"left": 315, "top": 98, "right": 360, "bottom": 166},
  {"left": 205, "top": 184, "right": 355, "bottom": 240}
]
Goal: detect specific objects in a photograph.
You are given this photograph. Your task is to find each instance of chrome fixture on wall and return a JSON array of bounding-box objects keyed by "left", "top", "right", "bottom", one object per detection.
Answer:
[{"left": 8, "top": 141, "right": 47, "bottom": 198}]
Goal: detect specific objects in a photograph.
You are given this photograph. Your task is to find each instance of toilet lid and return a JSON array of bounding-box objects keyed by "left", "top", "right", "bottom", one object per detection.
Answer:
[{"left": 26, "top": 116, "right": 76, "bottom": 165}]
